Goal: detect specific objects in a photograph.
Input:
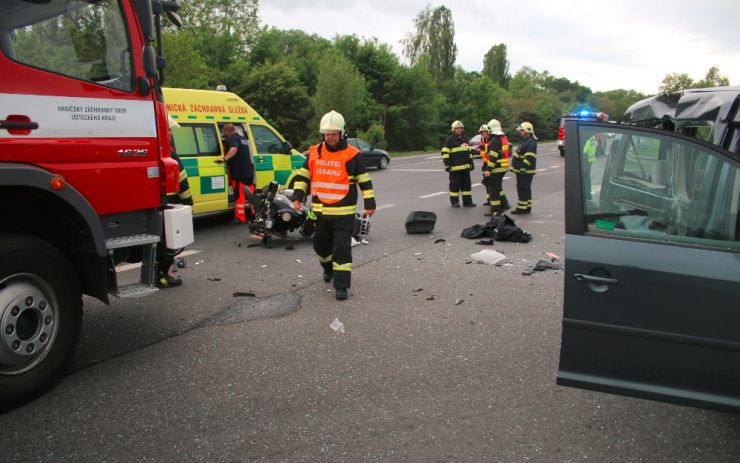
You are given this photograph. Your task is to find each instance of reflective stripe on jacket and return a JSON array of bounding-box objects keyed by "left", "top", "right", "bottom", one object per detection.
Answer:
[
  {"left": 441, "top": 134, "right": 473, "bottom": 171},
  {"left": 511, "top": 136, "right": 538, "bottom": 174}
]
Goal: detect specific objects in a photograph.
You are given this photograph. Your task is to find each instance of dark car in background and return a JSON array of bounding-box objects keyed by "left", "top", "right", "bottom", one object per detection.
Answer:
[
  {"left": 347, "top": 138, "right": 391, "bottom": 169},
  {"left": 304, "top": 138, "right": 391, "bottom": 169},
  {"left": 557, "top": 86, "right": 740, "bottom": 413}
]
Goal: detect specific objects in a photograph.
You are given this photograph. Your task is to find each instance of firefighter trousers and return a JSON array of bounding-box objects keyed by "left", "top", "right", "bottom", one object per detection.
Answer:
[
  {"left": 514, "top": 173, "right": 534, "bottom": 212},
  {"left": 485, "top": 172, "right": 506, "bottom": 216},
  {"left": 449, "top": 171, "right": 473, "bottom": 205},
  {"left": 313, "top": 215, "right": 354, "bottom": 289}
]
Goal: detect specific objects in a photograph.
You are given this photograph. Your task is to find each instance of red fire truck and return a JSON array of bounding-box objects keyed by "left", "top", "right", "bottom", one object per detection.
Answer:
[{"left": 0, "top": 0, "right": 191, "bottom": 408}]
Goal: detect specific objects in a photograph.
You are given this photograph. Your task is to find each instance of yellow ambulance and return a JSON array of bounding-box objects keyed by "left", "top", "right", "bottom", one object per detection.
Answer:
[{"left": 163, "top": 87, "right": 305, "bottom": 215}]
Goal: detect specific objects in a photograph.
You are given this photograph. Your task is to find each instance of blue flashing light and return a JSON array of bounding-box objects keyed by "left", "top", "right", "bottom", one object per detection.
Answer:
[{"left": 579, "top": 110, "right": 590, "bottom": 117}]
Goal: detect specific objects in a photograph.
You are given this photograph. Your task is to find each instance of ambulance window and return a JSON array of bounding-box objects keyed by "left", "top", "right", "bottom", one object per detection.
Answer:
[
  {"left": 1, "top": 0, "right": 133, "bottom": 92},
  {"left": 250, "top": 125, "right": 285, "bottom": 155},
  {"left": 171, "top": 124, "right": 220, "bottom": 157}
]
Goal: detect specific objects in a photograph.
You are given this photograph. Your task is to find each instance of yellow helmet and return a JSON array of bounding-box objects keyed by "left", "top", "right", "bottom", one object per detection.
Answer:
[
  {"left": 487, "top": 119, "right": 503, "bottom": 135},
  {"left": 478, "top": 124, "right": 489, "bottom": 133},
  {"left": 319, "top": 110, "right": 346, "bottom": 135},
  {"left": 451, "top": 120, "right": 464, "bottom": 130},
  {"left": 516, "top": 121, "right": 534, "bottom": 134}
]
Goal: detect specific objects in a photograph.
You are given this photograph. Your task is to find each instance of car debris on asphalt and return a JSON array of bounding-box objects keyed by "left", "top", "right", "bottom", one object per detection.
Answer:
[
  {"left": 330, "top": 318, "right": 345, "bottom": 334},
  {"left": 470, "top": 249, "right": 506, "bottom": 265}
]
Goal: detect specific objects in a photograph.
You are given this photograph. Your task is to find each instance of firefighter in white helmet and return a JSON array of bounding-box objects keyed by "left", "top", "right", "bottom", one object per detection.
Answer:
[
  {"left": 511, "top": 121, "right": 538, "bottom": 214},
  {"left": 291, "top": 110, "right": 376, "bottom": 301},
  {"left": 482, "top": 118, "right": 512, "bottom": 216},
  {"left": 441, "top": 120, "right": 475, "bottom": 207}
]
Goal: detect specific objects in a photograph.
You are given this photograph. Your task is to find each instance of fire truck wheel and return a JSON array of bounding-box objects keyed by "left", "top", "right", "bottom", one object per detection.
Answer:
[{"left": 0, "top": 234, "right": 82, "bottom": 411}]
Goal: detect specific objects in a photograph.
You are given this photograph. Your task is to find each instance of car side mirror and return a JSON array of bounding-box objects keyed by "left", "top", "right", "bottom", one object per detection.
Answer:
[{"left": 282, "top": 140, "right": 293, "bottom": 154}]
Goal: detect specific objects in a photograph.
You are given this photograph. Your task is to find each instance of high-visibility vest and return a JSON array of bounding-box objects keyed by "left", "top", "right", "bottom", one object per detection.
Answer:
[
  {"left": 501, "top": 136, "right": 510, "bottom": 159},
  {"left": 480, "top": 138, "right": 490, "bottom": 164},
  {"left": 583, "top": 137, "right": 597, "bottom": 163},
  {"left": 307, "top": 143, "right": 357, "bottom": 204}
]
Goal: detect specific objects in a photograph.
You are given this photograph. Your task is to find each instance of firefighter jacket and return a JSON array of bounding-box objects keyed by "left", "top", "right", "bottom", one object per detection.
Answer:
[
  {"left": 291, "top": 139, "right": 376, "bottom": 217},
  {"left": 511, "top": 136, "right": 537, "bottom": 174},
  {"left": 441, "top": 134, "right": 474, "bottom": 172},
  {"left": 483, "top": 135, "right": 511, "bottom": 174}
]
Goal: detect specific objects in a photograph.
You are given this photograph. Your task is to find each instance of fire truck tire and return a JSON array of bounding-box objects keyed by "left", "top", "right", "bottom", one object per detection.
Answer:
[{"left": 0, "top": 234, "right": 82, "bottom": 411}]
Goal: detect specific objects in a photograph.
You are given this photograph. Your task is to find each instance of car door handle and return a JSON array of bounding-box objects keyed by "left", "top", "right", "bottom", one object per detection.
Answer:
[
  {"left": 0, "top": 118, "right": 39, "bottom": 131},
  {"left": 573, "top": 273, "right": 619, "bottom": 285}
]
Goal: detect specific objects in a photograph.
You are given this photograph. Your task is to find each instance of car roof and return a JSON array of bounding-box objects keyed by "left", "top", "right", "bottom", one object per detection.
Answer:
[{"left": 625, "top": 86, "right": 740, "bottom": 126}]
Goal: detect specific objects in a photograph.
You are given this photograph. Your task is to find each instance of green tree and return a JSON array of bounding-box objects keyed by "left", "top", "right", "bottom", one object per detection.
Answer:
[
  {"left": 310, "top": 50, "right": 368, "bottom": 144},
  {"left": 250, "top": 28, "right": 331, "bottom": 94},
  {"left": 384, "top": 58, "right": 445, "bottom": 150},
  {"left": 161, "top": 31, "right": 215, "bottom": 88},
  {"left": 695, "top": 66, "right": 730, "bottom": 88},
  {"left": 589, "top": 89, "right": 647, "bottom": 121},
  {"left": 357, "top": 123, "right": 387, "bottom": 149},
  {"left": 401, "top": 4, "right": 457, "bottom": 85},
  {"left": 178, "top": 0, "right": 260, "bottom": 54},
  {"left": 237, "top": 61, "right": 313, "bottom": 147},
  {"left": 659, "top": 72, "right": 694, "bottom": 94},
  {"left": 482, "top": 44, "right": 510, "bottom": 89}
]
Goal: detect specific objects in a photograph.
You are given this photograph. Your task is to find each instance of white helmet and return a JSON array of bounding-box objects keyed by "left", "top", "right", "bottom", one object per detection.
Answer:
[
  {"left": 487, "top": 119, "right": 504, "bottom": 135},
  {"left": 168, "top": 115, "right": 180, "bottom": 128},
  {"left": 319, "top": 110, "right": 346, "bottom": 135},
  {"left": 516, "top": 121, "right": 534, "bottom": 134},
  {"left": 451, "top": 120, "right": 464, "bottom": 130},
  {"left": 478, "top": 124, "right": 490, "bottom": 133}
]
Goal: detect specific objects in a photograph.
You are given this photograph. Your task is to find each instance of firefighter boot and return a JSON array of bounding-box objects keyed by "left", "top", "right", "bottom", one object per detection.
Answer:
[{"left": 335, "top": 288, "right": 348, "bottom": 301}]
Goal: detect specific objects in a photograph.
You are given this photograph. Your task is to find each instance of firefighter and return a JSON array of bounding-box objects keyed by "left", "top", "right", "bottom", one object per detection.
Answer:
[
  {"left": 291, "top": 111, "right": 376, "bottom": 301},
  {"left": 441, "top": 120, "right": 475, "bottom": 207},
  {"left": 511, "top": 121, "right": 538, "bottom": 214},
  {"left": 478, "top": 124, "right": 492, "bottom": 207},
  {"left": 156, "top": 117, "right": 194, "bottom": 288},
  {"left": 483, "top": 119, "right": 511, "bottom": 217}
]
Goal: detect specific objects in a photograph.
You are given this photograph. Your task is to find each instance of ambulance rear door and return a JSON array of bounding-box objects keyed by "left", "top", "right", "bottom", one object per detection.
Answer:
[{"left": 247, "top": 124, "right": 294, "bottom": 188}]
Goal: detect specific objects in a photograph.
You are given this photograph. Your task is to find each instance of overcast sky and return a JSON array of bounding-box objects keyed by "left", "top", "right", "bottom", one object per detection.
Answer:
[{"left": 259, "top": 0, "right": 740, "bottom": 95}]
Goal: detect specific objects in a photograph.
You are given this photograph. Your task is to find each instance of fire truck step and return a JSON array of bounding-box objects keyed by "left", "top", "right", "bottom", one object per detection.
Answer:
[
  {"left": 113, "top": 283, "right": 158, "bottom": 298},
  {"left": 105, "top": 234, "right": 160, "bottom": 250}
]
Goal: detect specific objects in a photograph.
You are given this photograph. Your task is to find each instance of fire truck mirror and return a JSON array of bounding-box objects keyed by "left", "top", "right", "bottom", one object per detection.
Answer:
[
  {"left": 137, "top": 76, "right": 152, "bottom": 97},
  {"left": 143, "top": 45, "right": 158, "bottom": 79}
]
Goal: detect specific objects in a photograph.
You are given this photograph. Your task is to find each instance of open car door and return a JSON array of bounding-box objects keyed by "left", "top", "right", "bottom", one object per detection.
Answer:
[{"left": 557, "top": 119, "right": 740, "bottom": 412}]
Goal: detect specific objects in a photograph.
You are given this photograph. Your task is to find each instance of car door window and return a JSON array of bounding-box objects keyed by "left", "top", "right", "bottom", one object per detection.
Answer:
[
  {"left": 1, "top": 0, "right": 133, "bottom": 93},
  {"left": 356, "top": 139, "right": 372, "bottom": 151},
  {"left": 581, "top": 125, "right": 740, "bottom": 249},
  {"left": 171, "top": 123, "right": 220, "bottom": 157},
  {"left": 250, "top": 125, "right": 284, "bottom": 155}
]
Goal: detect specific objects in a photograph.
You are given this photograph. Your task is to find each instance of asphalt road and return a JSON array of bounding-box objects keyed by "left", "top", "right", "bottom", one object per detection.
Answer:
[{"left": 2, "top": 142, "right": 739, "bottom": 462}]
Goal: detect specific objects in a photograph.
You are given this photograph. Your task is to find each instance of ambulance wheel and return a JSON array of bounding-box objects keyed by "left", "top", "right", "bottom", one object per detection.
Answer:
[{"left": 0, "top": 234, "right": 82, "bottom": 411}]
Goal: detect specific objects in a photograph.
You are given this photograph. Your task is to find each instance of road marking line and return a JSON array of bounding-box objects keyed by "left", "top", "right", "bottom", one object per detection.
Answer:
[
  {"left": 115, "top": 249, "right": 202, "bottom": 273},
  {"left": 536, "top": 168, "right": 548, "bottom": 172},
  {"left": 420, "top": 191, "right": 447, "bottom": 198},
  {"left": 551, "top": 165, "right": 561, "bottom": 168},
  {"left": 387, "top": 168, "right": 443, "bottom": 172},
  {"left": 376, "top": 203, "right": 397, "bottom": 211},
  {"left": 504, "top": 176, "right": 511, "bottom": 180}
]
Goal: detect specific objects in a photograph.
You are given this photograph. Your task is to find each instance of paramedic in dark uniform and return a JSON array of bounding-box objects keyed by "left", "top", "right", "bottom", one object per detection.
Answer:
[{"left": 222, "top": 123, "right": 254, "bottom": 224}]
